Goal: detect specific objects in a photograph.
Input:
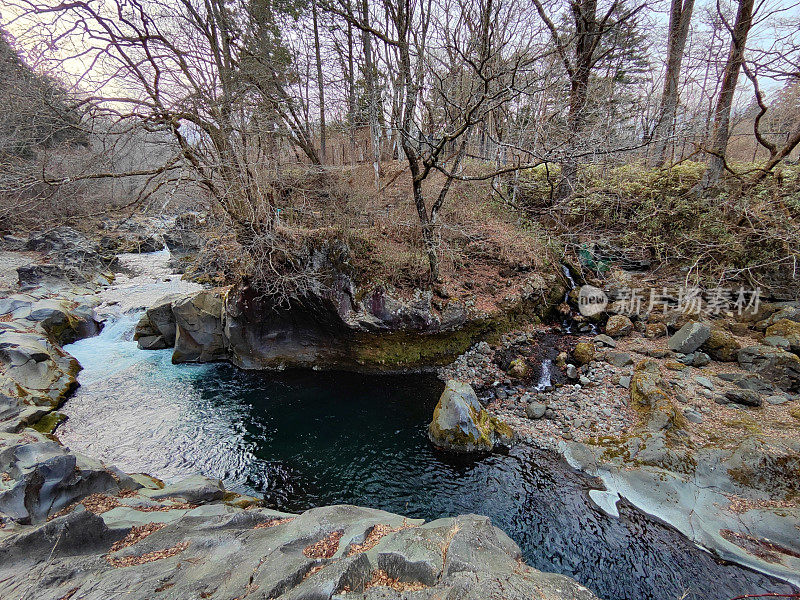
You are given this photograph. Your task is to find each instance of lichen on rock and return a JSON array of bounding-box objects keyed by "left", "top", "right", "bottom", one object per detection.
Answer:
[{"left": 427, "top": 380, "right": 513, "bottom": 453}]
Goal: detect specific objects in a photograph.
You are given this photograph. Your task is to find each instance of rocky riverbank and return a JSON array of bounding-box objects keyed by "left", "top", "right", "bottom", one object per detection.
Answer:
[
  {"left": 433, "top": 269, "right": 800, "bottom": 586},
  {"left": 0, "top": 229, "right": 597, "bottom": 600}
]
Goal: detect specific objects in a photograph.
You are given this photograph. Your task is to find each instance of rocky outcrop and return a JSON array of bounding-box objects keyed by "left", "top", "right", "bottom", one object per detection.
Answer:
[
  {"left": 19, "top": 226, "right": 114, "bottom": 289},
  {"left": 0, "top": 500, "right": 596, "bottom": 600},
  {"left": 0, "top": 269, "right": 597, "bottom": 600},
  {"left": 0, "top": 430, "right": 138, "bottom": 523},
  {"left": 172, "top": 289, "right": 227, "bottom": 363},
  {"left": 138, "top": 267, "right": 563, "bottom": 372},
  {"left": 134, "top": 294, "right": 180, "bottom": 350},
  {"left": 428, "top": 380, "right": 513, "bottom": 452},
  {"left": 738, "top": 345, "right": 800, "bottom": 392}
]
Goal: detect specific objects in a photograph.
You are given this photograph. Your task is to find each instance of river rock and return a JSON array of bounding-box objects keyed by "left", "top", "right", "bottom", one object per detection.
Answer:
[
  {"left": 573, "top": 342, "right": 595, "bottom": 366},
  {"left": 142, "top": 475, "right": 225, "bottom": 504},
  {"left": 701, "top": 326, "right": 741, "bottom": 362},
  {"left": 668, "top": 322, "right": 711, "bottom": 354},
  {"left": 737, "top": 345, "right": 800, "bottom": 392},
  {"left": 766, "top": 319, "right": 800, "bottom": 355},
  {"left": 725, "top": 389, "right": 763, "bottom": 407},
  {"left": 603, "top": 351, "right": 633, "bottom": 368},
  {"left": 428, "top": 380, "right": 513, "bottom": 452},
  {"left": 526, "top": 402, "right": 547, "bottom": 419},
  {"left": 630, "top": 360, "right": 682, "bottom": 431},
  {"left": 605, "top": 315, "right": 633, "bottom": 338},
  {"left": 593, "top": 334, "right": 616, "bottom": 347},
  {"left": 508, "top": 357, "right": 531, "bottom": 379}
]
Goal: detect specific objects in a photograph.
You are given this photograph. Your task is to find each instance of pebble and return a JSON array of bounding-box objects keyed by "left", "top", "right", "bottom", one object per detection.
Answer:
[
  {"left": 766, "top": 395, "right": 789, "bottom": 405},
  {"left": 683, "top": 409, "right": 703, "bottom": 424},
  {"left": 695, "top": 376, "right": 714, "bottom": 390}
]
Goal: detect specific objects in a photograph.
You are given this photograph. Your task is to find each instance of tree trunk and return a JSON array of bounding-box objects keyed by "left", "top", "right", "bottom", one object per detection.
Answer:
[
  {"left": 361, "top": 0, "right": 382, "bottom": 187},
  {"left": 346, "top": 6, "right": 356, "bottom": 165},
  {"left": 698, "top": 0, "right": 755, "bottom": 190},
  {"left": 312, "top": 0, "right": 326, "bottom": 165},
  {"left": 650, "top": 0, "right": 695, "bottom": 167},
  {"left": 555, "top": 0, "right": 596, "bottom": 200}
]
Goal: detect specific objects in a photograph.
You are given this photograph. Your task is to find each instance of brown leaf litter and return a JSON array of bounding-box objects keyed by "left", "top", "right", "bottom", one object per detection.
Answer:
[{"left": 303, "top": 530, "right": 344, "bottom": 559}]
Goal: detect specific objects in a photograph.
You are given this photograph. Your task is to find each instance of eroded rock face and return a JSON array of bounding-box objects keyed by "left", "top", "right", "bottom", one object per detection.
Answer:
[
  {"left": 0, "top": 502, "right": 597, "bottom": 600},
  {"left": 428, "top": 380, "right": 513, "bottom": 453},
  {"left": 134, "top": 294, "right": 180, "bottom": 350},
  {"left": 19, "top": 226, "right": 114, "bottom": 289},
  {"left": 0, "top": 430, "right": 138, "bottom": 524},
  {"left": 0, "top": 327, "right": 80, "bottom": 408},
  {"left": 171, "top": 290, "right": 227, "bottom": 363}
]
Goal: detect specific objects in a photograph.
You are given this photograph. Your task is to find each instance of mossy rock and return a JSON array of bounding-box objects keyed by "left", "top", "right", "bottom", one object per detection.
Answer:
[
  {"left": 702, "top": 325, "right": 741, "bottom": 362},
  {"left": 573, "top": 342, "right": 595, "bottom": 366},
  {"left": 31, "top": 411, "right": 66, "bottom": 434},
  {"left": 428, "top": 380, "right": 512, "bottom": 453},
  {"left": 766, "top": 319, "right": 800, "bottom": 354}
]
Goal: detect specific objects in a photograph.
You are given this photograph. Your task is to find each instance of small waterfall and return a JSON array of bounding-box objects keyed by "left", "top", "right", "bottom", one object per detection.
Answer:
[{"left": 534, "top": 358, "right": 553, "bottom": 391}]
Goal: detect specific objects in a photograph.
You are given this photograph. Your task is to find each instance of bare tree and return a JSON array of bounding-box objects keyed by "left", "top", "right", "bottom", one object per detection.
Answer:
[
  {"left": 696, "top": 0, "right": 756, "bottom": 189},
  {"left": 531, "top": 0, "right": 645, "bottom": 199},
  {"left": 650, "top": 0, "right": 695, "bottom": 166}
]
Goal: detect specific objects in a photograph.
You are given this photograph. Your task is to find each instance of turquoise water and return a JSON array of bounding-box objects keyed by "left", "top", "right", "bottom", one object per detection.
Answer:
[{"left": 61, "top": 314, "right": 796, "bottom": 600}]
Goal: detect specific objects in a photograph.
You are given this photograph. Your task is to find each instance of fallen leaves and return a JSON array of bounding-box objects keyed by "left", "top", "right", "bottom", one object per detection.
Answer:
[
  {"left": 254, "top": 517, "right": 295, "bottom": 529},
  {"left": 363, "top": 569, "right": 428, "bottom": 592},
  {"left": 303, "top": 530, "right": 343, "bottom": 559},
  {"left": 346, "top": 522, "right": 414, "bottom": 556},
  {"left": 106, "top": 541, "right": 189, "bottom": 568},
  {"left": 109, "top": 523, "right": 166, "bottom": 553}
]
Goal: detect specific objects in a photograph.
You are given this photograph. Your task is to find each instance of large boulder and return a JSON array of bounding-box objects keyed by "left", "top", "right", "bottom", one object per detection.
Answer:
[
  {"left": 668, "top": 321, "right": 711, "bottom": 354},
  {"left": 737, "top": 345, "right": 800, "bottom": 392},
  {"left": 766, "top": 319, "right": 800, "bottom": 355},
  {"left": 573, "top": 341, "right": 595, "bottom": 366},
  {"left": 428, "top": 380, "right": 512, "bottom": 453},
  {"left": 605, "top": 314, "right": 633, "bottom": 338},
  {"left": 172, "top": 289, "right": 228, "bottom": 363},
  {"left": 0, "top": 329, "right": 80, "bottom": 407},
  {"left": 701, "top": 325, "right": 741, "bottom": 361},
  {"left": 134, "top": 294, "right": 181, "bottom": 350},
  {"left": 629, "top": 360, "right": 683, "bottom": 431}
]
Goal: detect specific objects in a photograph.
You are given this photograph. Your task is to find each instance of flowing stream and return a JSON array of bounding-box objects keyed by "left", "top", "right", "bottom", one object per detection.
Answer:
[{"left": 57, "top": 253, "right": 795, "bottom": 600}]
